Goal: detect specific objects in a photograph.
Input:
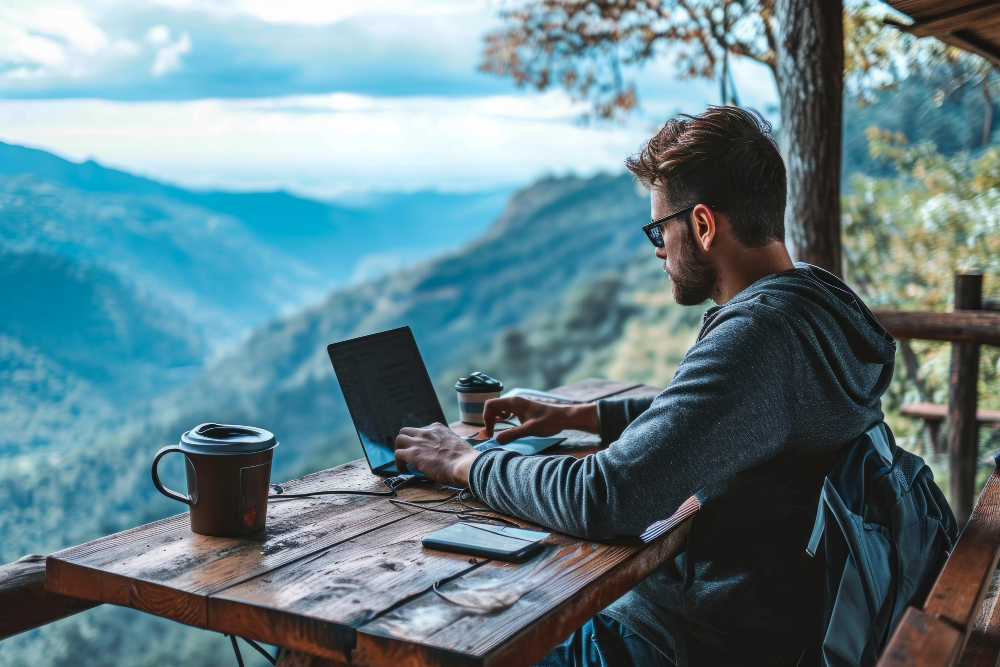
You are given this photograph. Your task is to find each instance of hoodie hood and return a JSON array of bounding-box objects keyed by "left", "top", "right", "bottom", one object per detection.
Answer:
[{"left": 704, "top": 262, "right": 896, "bottom": 407}]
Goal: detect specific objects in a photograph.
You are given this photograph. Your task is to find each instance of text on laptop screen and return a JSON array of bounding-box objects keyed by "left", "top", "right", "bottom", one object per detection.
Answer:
[{"left": 328, "top": 328, "right": 447, "bottom": 474}]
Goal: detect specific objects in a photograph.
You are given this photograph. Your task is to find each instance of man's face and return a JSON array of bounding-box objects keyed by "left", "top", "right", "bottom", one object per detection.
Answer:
[{"left": 651, "top": 190, "right": 717, "bottom": 305}]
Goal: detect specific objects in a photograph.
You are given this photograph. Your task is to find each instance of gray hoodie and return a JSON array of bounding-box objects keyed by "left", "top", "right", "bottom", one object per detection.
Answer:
[{"left": 469, "top": 264, "right": 896, "bottom": 665}]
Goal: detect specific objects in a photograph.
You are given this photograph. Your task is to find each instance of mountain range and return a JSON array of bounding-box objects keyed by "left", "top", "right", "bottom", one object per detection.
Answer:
[{"left": 0, "top": 141, "right": 507, "bottom": 454}]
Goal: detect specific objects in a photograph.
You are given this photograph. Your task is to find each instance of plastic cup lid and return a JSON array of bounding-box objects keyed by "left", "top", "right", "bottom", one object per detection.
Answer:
[
  {"left": 455, "top": 372, "right": 503, "bottom": 393},
  {"left": 179, "top": 423, "right": 277, "bottom": 455}
]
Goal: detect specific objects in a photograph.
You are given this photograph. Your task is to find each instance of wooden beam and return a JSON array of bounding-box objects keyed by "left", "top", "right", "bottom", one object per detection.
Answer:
[
  {"left": 900, "top": 402, "right": 1000, "bottom": 425},
  {"left": 949, "top": 274, "right": 983, "bottom": 527},
  {"left": 0, "top": 554, "right": 98, "bottom": 641},
  {"left": 873, "top": 310, "right": 1000, "bottom": 347},
  {"left": 895, "top": 1, "right": 1000, "bottom": 38},
  {"left": 936, "top": 31, "right": 1000, "bottom": 69}
]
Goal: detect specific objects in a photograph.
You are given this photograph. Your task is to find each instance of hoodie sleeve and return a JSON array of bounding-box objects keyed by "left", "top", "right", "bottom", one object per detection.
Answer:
[
  {"left": 468, "top": 306, "right": 797, "bottom": 540},
  {"left": 596, "top": 396, "right": 656, "bottom": 444}
]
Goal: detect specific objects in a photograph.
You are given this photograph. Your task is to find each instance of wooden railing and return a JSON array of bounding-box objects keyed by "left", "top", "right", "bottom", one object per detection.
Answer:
[
  {"left": 873, "top": 310, "right": 1000, "bottom": 347},
  {"left": 872, "top": 273, "right": 999, "bottom": 525}
]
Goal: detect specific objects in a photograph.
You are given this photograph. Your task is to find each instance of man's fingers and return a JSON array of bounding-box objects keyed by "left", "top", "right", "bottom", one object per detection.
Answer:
[
  {"left": 495, "top": 422, "right": 533, "bottom": 445},
  {"left": 484, "top": 397, "right": 525, "bottom": 437},
  {"left": 482, "top": 398, "right": 506, "bottom": 438},
  {"left": 393, "top": 441, "right": 412, "bottom": 473}
]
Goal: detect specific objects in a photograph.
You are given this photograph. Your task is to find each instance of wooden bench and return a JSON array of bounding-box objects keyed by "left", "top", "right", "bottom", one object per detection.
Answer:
[{"left": 878, "top": 458, "right": 1000, "bottom": 666}]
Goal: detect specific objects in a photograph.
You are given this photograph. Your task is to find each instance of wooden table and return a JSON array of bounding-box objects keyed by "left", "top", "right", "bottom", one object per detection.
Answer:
[{"left": 44, "top": 379, "right": 697, "bottom": 667}]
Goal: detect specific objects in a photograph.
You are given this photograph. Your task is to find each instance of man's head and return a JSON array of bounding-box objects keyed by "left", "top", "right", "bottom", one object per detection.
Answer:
[{"left": 626, "top": 106, "right": 787, "bottom": 305}]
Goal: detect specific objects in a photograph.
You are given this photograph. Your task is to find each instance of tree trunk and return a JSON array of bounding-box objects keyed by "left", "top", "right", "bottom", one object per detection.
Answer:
[{"left": 775, "top": 0, "right": 844, "bottom": 277}]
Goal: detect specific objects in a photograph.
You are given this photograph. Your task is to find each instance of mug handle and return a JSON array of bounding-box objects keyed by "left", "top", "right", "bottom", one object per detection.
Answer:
[{"left": 151, "top": 446, "right": 193, "bottom": 505}]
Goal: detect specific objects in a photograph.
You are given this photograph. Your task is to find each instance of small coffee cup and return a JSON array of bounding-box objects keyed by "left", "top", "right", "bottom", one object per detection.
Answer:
[
  {"left": 456, "top": 372, "right": 503, "bottom": 426},
  {"left": 151, "top": 423, "right": 278, "bottom": 537}
]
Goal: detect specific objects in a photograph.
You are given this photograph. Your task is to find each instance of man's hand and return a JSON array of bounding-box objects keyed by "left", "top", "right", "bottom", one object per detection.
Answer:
[
  {"left": 483, "top": 396, "right": 599, "bottom": 444},
  {"left": 394, "top": 423, "right": 480, "bottom": 488}
]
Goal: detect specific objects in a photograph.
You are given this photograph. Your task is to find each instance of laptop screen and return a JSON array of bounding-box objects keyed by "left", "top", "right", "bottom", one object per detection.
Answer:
[{"left": 327, "top": 327, "right": 447, "bottom": 475}]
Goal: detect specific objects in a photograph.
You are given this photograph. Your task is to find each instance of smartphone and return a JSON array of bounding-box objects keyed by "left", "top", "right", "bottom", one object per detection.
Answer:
[{"left": 422, "top": 522, "right": 549, "bottom": 563}]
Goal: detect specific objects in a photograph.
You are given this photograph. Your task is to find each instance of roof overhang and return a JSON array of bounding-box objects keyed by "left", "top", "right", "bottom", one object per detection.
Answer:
[{"left": 884, "top": 1, "right": 1000, "bottom": 67}]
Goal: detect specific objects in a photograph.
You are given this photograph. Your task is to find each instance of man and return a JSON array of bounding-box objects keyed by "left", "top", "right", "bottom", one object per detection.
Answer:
[{"left": 394, "top": 106, "right": 895, "bottom": 665}]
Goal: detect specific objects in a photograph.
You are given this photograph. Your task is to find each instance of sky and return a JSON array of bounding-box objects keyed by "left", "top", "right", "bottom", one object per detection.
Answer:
[{"left": 0, "top": 0, "right": 780, "bottom": 200}]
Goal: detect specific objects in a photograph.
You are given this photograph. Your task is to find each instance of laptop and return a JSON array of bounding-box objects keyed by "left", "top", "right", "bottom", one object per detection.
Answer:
[{"left": 327, "top": 326, "right": 565, "bottom": 477}]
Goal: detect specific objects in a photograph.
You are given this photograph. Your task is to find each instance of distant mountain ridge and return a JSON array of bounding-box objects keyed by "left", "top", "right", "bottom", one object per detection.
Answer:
[
  {"left": 0, "top": 140, "right": 509, "bottom": 280},
  {"left": 0, "top": 140, "right": 507, "bottom": 455}
]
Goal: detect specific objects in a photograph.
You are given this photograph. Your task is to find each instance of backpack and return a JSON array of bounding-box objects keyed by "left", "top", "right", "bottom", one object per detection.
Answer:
[{"left": 805, "top": 421, "right": 958, "bottom": 667}]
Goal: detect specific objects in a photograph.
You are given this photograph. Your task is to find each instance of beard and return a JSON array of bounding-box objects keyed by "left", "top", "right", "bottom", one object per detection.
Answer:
[{"left": 667, "top": 224, "right": 718, "bottom": 306}]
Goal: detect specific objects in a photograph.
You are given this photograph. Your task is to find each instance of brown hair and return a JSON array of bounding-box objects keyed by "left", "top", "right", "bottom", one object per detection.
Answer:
[{"left": 626, "top": 106, "right": 786, "bottom": 248}]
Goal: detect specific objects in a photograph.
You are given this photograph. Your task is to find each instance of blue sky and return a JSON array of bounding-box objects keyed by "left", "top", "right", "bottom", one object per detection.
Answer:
[{"left": 0, "top": 0, "right": 779, "bottom": 199}]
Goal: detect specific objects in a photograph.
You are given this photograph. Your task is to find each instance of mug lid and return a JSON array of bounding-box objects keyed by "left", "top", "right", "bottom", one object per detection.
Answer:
[
  {"left": 180, "top": 423, "right": 277, "bottom": 455},
  {"left": 455, "top": 372, "right": 503, "bottom": 393}
]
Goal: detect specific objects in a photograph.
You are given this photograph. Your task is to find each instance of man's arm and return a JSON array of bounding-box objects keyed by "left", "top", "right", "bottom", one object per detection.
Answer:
[
  {"left": 596, "top": 396, "right": 656, "bottom": 444},
  {"left": 468, "top": 309, "right": 797, "bottom": 540}
]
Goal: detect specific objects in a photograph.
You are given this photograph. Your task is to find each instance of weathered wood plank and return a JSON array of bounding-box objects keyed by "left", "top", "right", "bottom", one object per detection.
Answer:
[
  {"left": 873, "top": 310, "right": 1000, "bottom": 347},
  {"left": 46, "top": 461, "right": 444, "bottom": 628},
  {"left": 275, "top": 647, "right": 346, "bottom": 667},
  {"left": 921, "top": 469, "right": 1000, "bottom": 659},
  {"left": 0, "top": 554, "right": 99, "bottom": 641},
  {"left": 353, "top": 497, "right": 698, "bottom": 667},
  {"left": 898, "top": 2, "right": 1000, "bottom": 38},
  {"left": 208, "top": 511, "right": 485, "bottom": 662},
  {"left": 958, "top": 565, "right": 1000, "bottom": 667},
  {"left": 878, "top": 607, "right": 964, "bottom": 667}
]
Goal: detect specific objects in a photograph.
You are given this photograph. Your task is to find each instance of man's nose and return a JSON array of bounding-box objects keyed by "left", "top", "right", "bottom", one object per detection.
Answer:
[{"left": 655, "top": 246, "right": 667, "bottom": 260}]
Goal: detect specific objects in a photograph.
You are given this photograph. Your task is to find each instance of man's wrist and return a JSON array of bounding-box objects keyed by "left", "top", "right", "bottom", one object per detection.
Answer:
[
  {"left": 567, "top": 404, "right": 600, "bottom": 434},
  {"left": 455, "top": 448, "right": 482, "bottom": 488}
]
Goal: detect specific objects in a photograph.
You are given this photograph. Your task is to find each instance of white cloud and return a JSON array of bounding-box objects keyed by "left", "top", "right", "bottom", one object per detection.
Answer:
[
  {"left": 150, "top": 31, "right": 191, "bottom": 76},
  {"left": 0, "top": 91, "right": 683, "bottom": 198},
  {"left": 0, "top": 2, "right": 109, "bottom": 77},
  {"left": 145, "top": 25, "right": 172, "bottom": 46}
]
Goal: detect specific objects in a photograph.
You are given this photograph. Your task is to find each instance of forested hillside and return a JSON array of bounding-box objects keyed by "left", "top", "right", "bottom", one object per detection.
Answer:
[{"left": 0, "top": 144, "right": 506, "bottom": 464}]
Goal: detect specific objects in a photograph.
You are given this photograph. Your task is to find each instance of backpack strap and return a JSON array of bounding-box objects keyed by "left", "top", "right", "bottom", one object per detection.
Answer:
[
  {"left": 869, "top": 422, "right": 894, "bottom": 467},
  {"left": 806, "top": 485, "right": 828, "bottom": 557},
  {"left": 807, "top": 423, "right": 893, "bottom": 557}
]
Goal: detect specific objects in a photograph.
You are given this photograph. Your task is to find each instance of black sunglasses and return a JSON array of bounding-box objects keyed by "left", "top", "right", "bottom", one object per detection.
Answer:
[{"left": 641, "top": 206, "right": 696, "bottom": 248}]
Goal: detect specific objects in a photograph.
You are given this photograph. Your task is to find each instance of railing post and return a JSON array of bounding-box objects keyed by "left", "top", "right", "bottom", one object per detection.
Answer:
[{"left": 949, "top": 273, "right": 983, "bottom": 526}]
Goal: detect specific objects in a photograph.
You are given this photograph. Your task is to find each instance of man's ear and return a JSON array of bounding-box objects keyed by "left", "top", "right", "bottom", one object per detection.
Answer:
[{"left": 691, "top": 204, "right": 715, "bottom": 252}]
